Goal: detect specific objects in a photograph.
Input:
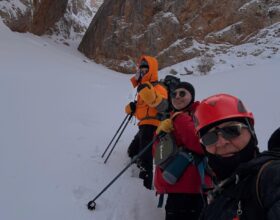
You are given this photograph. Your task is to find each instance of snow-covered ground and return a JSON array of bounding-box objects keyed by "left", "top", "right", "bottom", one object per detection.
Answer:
[{"left": 0, "top": 18, "right": 279, "bottom": 220}]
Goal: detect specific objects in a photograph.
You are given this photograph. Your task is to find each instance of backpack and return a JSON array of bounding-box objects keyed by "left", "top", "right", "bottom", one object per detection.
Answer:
[
  {"left": 154, "top": 131, "right": 209, "bottom": 207},
  {"left": 154, "top": 112, "right": 184, "bottom": 170},
  {"left": 154, "top": 133, "right": 178, "bottom": 169},
  {"left": 151, "top": 76, "right": 181, "bottom": 120},
  {"left": 159, "top": 75, "right": 181, "bottom": 112},
  {"left": 160, "top": 75, "right": 181, "bottom": 93},
  {"left": 204, "top": 152, "right": 280, "bottom": 220}
]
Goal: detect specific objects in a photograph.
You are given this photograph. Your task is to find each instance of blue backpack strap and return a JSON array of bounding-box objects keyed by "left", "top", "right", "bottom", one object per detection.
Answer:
[{"left": 197, "top": 157, "right": 208, "bottom": 189}]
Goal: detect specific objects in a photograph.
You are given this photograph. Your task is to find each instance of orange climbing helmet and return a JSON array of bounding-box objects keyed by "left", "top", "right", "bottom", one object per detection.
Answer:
[{"left": 194, "top": 93, "right": 254, "bottom": 133}]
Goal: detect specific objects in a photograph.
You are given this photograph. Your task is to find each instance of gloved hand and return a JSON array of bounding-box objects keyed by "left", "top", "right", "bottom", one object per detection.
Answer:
[
  {"left": 156, "top": 118, "right": 173, "bottom": 135},
  {"left": 137, "top": 82, "right": 157, "bottom": 105},
  {"left": 142, "top": 170, "right": 153, "bottom": 190},
  {"left": 138, "top": 168, "right": 152, "bottom": 190},
  {"left": 136, "top": 159, "right": 153, "bottom": 189},
  {"left": 125, "top": 101, "right": 136, "bottom": 114}
]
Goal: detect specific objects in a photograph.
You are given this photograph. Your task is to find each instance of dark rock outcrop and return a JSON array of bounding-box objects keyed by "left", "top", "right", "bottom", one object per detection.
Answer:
[{"left": 30, "top": 0, "right": 69, "bottom": 35}]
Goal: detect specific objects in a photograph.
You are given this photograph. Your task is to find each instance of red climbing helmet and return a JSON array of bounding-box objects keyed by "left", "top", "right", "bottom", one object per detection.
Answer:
[{"left": 194, "top": 94, "right": 254, "bottom": 133}]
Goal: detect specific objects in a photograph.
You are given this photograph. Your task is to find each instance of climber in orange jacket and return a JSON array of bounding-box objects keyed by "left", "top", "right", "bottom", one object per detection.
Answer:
[{"left": 125, "top": 55, "right": 168, "bottom": 189}]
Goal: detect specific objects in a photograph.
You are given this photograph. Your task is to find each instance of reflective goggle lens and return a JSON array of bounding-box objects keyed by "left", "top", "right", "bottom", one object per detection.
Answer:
[{"left": 200, "top": 124, "right": 247, "bottom": 146}]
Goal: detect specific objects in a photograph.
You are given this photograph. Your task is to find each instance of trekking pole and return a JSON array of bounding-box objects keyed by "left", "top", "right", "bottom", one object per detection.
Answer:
[
  {"left": 87, "top": 134, "right": 164, "bottom": 211},
  {"left": 101, "top": 114, "right": 130, "bottom": 158},
  {"left": 103, "top": 113, "right": 134, "bottom": 164}
]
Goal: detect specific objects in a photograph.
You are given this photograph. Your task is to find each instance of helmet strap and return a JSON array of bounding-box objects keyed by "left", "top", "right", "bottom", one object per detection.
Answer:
[{"left": 244, "top": 118, "right": 258, "bottom": 145}]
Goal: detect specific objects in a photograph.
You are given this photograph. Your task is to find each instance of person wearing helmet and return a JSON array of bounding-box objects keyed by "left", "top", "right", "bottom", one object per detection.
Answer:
[
  {"left": 194, "top": 93, "right": 280, "bottom": 220},
  {"left": 125, "top": 55, "right": 168, "bottom": 190},
  {"left": 154, "top": 81, "right": 212, "bottom": 220}
]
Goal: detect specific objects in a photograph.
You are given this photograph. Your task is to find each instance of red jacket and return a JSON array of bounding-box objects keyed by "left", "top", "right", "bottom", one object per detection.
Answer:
[{"left": 153, "top": 103, "right": 212, "bottom": 193}]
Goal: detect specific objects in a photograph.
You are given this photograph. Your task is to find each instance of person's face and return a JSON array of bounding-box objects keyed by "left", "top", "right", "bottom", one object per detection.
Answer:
[
  {"left": 140, "top": 67, "right": 149, "bottom": 76},
  {"left": 171, "top": 88, "right": 192, "bottom": 110},
  {"left": 200, "top": 121, "right": 251, "bottom": 157}
]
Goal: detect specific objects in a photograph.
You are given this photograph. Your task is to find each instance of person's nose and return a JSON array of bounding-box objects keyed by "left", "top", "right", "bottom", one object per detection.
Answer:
[{"left": 215, "top": 132, "right": 230, "bottom": 148}]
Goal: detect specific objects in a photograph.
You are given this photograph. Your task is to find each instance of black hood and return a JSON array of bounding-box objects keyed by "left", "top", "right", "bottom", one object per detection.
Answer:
[{"left": 235, "top": 150, "right": 280, "bottom": 175}]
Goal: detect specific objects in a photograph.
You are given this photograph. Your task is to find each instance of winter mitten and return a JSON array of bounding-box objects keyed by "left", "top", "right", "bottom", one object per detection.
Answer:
[
  {"left": 137, "top": 82, "right": 163, "bottom": 106},
  {"left": 125, "top": 101, "right": 136, "bottom": 114},
  {"left": 156, "top": 118, "right": 173, "bottom": 134}
]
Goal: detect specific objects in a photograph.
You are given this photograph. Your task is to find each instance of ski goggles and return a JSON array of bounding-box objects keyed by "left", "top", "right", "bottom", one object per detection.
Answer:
[
  {"left": 200, "top": 123, "right": 248, "bottom": 146},
  {"left": 170, "top": 90, "right": 187, "bottom": 98}
]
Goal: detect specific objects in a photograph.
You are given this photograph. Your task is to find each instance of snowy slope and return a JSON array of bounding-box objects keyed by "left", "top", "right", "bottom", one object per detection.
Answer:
[
  {"left": 160, "top": 22, "right": 280, "bottom": 77},
  {"left": 0, "top": 19, "right": 280, "bottom": 220}
]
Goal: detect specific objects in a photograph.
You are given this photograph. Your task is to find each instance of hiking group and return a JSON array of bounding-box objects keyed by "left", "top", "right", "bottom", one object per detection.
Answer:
[{"left": 123, "top": 55, "right": 280, "bottom": 220}]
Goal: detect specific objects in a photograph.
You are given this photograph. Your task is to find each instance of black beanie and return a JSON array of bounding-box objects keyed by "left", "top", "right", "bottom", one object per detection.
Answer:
[
  {"left": 174, "top": 82, "right": 195, "bottom": 103},
  {"left": 268, "top": 127, "right": 280, "bottom": 151}
]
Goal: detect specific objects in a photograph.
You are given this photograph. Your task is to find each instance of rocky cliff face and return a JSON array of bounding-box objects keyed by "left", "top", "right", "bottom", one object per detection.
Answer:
[
  {"left": 0, "top": 0, "right": 102, "bottom": 41},
  {"left": 0, "top": 0, "right": 68, "bottom": 35},
  {"left": 1, "top": 0, "right": 279, "bottom": 73},
  {"left": 47, "top": 0, "right": 103, "bottom": 44},
  {"left": 78, "top": 0, "right": 280, "bottom": 73},
  {"left": 31, "top": 0, "right": 69, "bottom": 35},
  {"left": 0, "top": 0, "right": 31, "bottom": 32}
]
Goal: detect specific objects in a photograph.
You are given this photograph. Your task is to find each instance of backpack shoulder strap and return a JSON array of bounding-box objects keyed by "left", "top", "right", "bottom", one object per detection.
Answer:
[
  {"left": 152, "top": 81, "right": 168, "bottom": 91},
  {"left": 151, "top": 81, "right": 161, "bottom": 87},
  {"left": 170, "top": 111, "right": 183, "bottom": 120},
  {"left": 256, "top": 160, "right": 274, "bottom": 208},
  {"left": 197, "top": 158, "right": 207, "bottom": 188}
]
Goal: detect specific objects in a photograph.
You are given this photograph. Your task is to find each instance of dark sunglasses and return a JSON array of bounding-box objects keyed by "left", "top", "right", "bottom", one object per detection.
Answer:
[
  {"left": 200, "top": 123, "right": 248, "bottom": 146},
  {"left": 170, "top": 90, "right": 186, "bottom": 98}
]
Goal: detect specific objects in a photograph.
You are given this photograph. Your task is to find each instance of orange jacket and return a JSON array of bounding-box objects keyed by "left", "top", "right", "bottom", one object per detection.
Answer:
[{"left": 130, "top": 55, "right": 168, "bottom": 126}]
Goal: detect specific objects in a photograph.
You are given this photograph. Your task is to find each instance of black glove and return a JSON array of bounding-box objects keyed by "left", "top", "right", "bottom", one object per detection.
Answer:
[
  {"left": 137, "top": 160, "right": 153, "bottom": 190},
  {"left": 139, "top": 170, "right": 153, "bottom": 190},
  {"left": 129, "top": 101, "right": 136, "bottom": 113},
  {"left": 125, "top": 101, "right": 136, "bottom": 114}
]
